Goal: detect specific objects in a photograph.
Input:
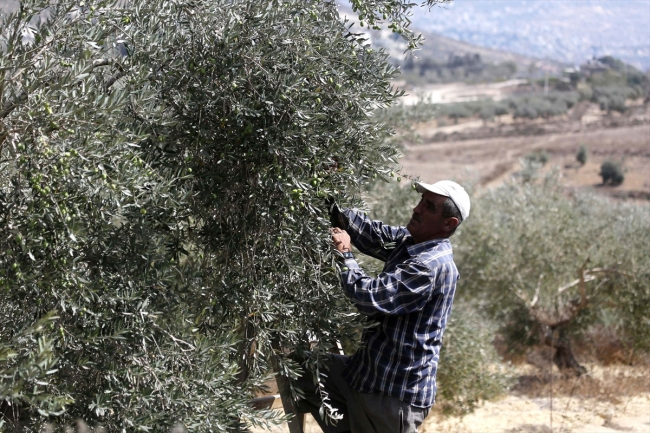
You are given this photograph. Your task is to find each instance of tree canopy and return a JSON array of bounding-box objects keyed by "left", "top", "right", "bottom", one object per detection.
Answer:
[{"left": 0, "top": 0, "right": 448, "bottom": 430}]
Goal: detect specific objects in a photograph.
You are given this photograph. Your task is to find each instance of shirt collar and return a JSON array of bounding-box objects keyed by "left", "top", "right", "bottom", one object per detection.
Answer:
[{"left": 405, "top": 237, "right": 450, "bottom": 257}]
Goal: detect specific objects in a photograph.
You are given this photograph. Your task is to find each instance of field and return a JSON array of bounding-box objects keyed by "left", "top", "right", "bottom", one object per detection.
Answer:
[{"left": 401, "top": 99, "right": 650, "bottom": 202}]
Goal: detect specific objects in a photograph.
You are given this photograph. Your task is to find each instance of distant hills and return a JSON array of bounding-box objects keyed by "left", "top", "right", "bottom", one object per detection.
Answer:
[
  {"left": 366, "top": 27, "right": 565, "bottom": 78},
  {"left": 408, "top": 0, "right": 650, "bottom": 72}
]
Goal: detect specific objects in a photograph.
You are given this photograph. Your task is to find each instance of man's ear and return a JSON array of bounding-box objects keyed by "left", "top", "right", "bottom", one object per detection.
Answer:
[{"left": 443, "top": 217, "right": 460, "bottom": 232}]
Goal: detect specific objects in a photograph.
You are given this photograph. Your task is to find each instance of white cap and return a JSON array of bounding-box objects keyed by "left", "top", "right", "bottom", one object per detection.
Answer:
[{"left": 414, "top": 180, "right": 470, "bottom": 221}]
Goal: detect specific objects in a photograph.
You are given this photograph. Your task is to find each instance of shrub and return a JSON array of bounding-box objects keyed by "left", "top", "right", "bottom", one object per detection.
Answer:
[
  {"left": 578, "top": 84, "right": 594, "bottom": 101},
  {"left": 600, "top": 160, "right": 625, "bottom": 185},
  {"left": 593, "top": 86, "right": 634, "bottom": 113},
  {"left": 387, "top": 91, "right": 578, "bottom": 128},
  {"left": 454, "top": 174, "right": 650, "bottom": 372},
  {"left": 524, "top": 150, "right": 550, "bottom": 166},
  {"left": 513, "top": 101, "right": 539, "bottom": 119},
  {"left": 494, "top": 102, "right": 510, "bottom": 117},
  {"left": 576, "top": 145, "right": 588, "bottom": 166},
  {"left": 479, "top": 105, "right": 496, "bottom": 122},
  {"left": 511, "top": 92, "right": 579, "bottom": 119},
  {"left": 436, "top": 303, "right": 514, "bottom": 415},
  {"left": 443, "top": 103, "right": 472, "bottom": 123}
]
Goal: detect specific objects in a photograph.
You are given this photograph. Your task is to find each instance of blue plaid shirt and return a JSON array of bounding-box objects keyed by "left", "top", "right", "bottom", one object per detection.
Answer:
[{"left": 339, "top": 209, "right": 459, "bottom": 408}]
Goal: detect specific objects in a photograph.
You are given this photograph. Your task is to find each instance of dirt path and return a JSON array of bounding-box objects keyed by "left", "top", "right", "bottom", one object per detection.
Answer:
[{"left": 400, "top": 80, "right": 528, "bottom": 106}]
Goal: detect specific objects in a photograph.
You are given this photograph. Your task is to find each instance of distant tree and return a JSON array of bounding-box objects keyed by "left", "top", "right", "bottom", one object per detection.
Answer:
[
  {"left": 494, "top": 102, "right": 510, "bottom": 118},
  {"left": 586, "top": 56, "right": 650, "bottom": 109},
  {"left": 524, "top": 151, "right": 549, "bottom": 166},
  {"left": 503, "top": 61, "right": 517, "bottom": 77},
  {"left": 598, "top": 55, "right": 627, "bottom": 72},
  {"left": 402, "top": 55, "right": 416, "bottom": 71},
  {"left": 418, "top": 57, "right": 438, "bottom": 77},
  {"left": 594, "top": 86, "right": 630, "bottom": 113},
  {"left": 479, "top": 105, "right": 496, "bottom": 123},
  {"left": 513, "top": 102, "right": 539, "bottom": 119},
  {"left": 576, "top": 145, "right": 588, "bottom": 166},
  {"left": 600, "top": 161, "right": 625, "bottom": 186}
]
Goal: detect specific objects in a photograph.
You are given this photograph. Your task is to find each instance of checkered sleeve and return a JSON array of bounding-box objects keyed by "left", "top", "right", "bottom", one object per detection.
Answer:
[
  {"left": 342, "top": 209, "right": 408, "bottom": 262},
  {"left": 339, "top": 257, "right": 435, "bottom": 316}
]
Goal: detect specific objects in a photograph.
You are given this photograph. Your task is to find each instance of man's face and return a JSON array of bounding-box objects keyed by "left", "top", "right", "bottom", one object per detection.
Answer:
[{"left": 406, "top": 191, "right": 459, "bottom": 244}]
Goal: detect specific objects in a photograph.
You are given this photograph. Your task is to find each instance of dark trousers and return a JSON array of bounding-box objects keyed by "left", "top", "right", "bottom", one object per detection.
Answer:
[{"left": 293, "top": 354, "right": 430, "bottom": 433}]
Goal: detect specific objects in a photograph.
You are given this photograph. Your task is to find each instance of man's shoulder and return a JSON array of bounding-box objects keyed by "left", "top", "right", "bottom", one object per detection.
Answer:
[{"left": 407, "top": 239, "right": 456, "bottom": 268}]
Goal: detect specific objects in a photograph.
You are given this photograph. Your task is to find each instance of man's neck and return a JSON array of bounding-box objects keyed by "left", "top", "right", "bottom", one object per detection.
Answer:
[{"left": 411, "top": 234, "right": 449, "bottom": 245}]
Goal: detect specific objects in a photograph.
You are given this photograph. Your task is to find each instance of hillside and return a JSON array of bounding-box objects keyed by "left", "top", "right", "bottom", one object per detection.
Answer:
[
  {"left": 337, "top": 4, "right": 567, "bottom": 86},
  {"left": 371, "top": 26, "right": 564, "bottom": 72},
  {"left": 409, "top": 0, "right": 650, "bottom": 71}
]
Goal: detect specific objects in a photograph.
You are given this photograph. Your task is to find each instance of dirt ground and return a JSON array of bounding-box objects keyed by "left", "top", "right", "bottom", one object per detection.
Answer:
[
  {"left": 251, "top": 363, "right": 650, "bottom": 433},
  {"left": 424, "top": 363, "right": 650, "bottom": 433}
]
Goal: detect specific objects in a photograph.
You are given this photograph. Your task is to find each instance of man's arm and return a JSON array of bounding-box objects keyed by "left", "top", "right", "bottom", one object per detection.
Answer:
[
  {"left": 331, "top": 229, "right": 445, "bottom": 317},
  {"left": 341, "top": 257, "right": 440, "bottom": 316},
  {"left": 331, "top": 204, "right": 408, "bottom": 262}
]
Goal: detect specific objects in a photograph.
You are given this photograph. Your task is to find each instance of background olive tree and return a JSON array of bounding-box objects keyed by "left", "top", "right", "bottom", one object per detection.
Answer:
[
  {"left": 576, "top": 144, "right": 587, "bottom": 166},
  {"left": 1, "top": 0, "right": 452, "bottom": 430},
  {"left": 454, "top": 172, "right": 650, "bottom": 373},
  {"left": 599, "top": 160, "right": 625, "bottom": 186}
]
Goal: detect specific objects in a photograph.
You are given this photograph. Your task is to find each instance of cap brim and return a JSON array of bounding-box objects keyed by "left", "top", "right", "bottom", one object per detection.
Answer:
[{"left": 415, "top": 182, "right": 448, "bottom": 198}]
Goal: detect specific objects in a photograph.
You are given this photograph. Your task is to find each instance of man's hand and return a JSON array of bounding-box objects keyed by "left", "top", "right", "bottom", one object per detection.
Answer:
[{"left": 331, "top": 228, "right": 351, "bottom": 253}]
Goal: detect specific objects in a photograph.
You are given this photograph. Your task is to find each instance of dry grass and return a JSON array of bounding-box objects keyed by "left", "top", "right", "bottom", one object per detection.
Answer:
[{"left": 512, "top": 362, "right": 650, "bottom": 405}]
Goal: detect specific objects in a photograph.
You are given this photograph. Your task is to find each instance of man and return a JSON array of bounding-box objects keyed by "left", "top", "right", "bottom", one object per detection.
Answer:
[{"left": 295, "top": 180, "right": 470, "bottom": 433}]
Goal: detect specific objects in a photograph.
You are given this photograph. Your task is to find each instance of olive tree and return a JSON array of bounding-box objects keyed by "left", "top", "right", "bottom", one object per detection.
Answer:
[
  {"left": 576, "top": 144, "right": 587, "bottom": 166},
  {"left": 1, "top": 0, "right": 449, "bottom": 430},
  {"left": 454, "top": 173, "right": 650, "bottom": 374},
  {"left": 600, "top": 160, "right": 625, "bottom": 186}
]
